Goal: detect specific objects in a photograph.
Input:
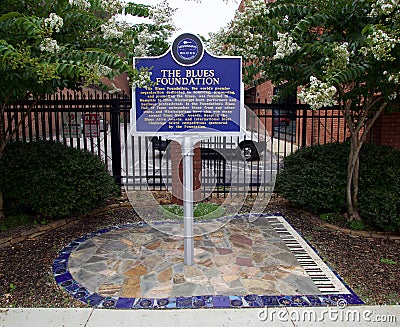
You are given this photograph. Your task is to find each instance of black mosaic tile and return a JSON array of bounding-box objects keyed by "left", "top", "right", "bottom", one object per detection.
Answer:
[
  {"left": 192, "top": 297, "right": 206, "bottom": 308},
  {"left": 101, "top": 297, "right": 117, "bottom": 308},
  {"left": 230, "top": 297, "right": 243, "bottom": 307},
  {"left": 64, "top": 282, "right": 80, "bottom": 293},
  {"left": 60, "top": 280, "right": 74, "bottom": 288},
  {"left": 156, "top": 298, "right": 169, "bottom": 307}
]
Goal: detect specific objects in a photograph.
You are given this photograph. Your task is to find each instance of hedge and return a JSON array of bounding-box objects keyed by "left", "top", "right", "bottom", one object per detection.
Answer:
[
  {"left": 275, "top": 141, "right": 400, "bottom": 232},
  {"left": 0, "top": 140, "right": 118, "bottom": 220}
]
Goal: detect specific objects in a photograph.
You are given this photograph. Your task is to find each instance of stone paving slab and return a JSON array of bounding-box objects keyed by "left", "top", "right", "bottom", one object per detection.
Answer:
[{"left": 68, "top": 216, "right": 319, "bottom": 299}]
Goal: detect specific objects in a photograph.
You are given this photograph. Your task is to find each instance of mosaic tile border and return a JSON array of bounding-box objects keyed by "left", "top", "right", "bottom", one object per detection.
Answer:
[{"left": 52, "top": 213, "right": 364, "bottom": 309}]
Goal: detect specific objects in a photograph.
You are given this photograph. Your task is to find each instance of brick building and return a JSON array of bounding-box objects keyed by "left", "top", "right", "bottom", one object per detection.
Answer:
[{"left": 238, "top": 0, "right": 400, "bottom": 150}]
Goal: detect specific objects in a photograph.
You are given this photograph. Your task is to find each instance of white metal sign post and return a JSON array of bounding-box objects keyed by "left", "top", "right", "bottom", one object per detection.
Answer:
[
  {"left": 132, "top": 33, "right": 244, "bottom": 266},
  {"left": 182, "top": 137, "right": 194, "bottom": 265}
]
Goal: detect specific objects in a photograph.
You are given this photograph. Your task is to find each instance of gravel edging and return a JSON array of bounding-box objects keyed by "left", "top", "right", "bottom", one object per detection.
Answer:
[
  {"left": 0, "top": 202, "right": 133, "bottom": 249},
  {"left": 2, "top": 201, "right": 399, "bottom": 249},
  {"left": 299, "top": 210, "right": 400, "bottom": 242}
]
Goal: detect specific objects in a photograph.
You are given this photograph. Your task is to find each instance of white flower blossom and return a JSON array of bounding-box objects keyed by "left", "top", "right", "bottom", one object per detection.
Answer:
[
  {"left": 150, "top": 0, "right": 176, "bottom": 26},
  {"left": 99, "top": 0, "right": 127, "bottom": 13},
  {"left": 273, "top": 32, "right": 301, "bottom": 60},
  {"left": 101, "top": 16, "right": 123, "bottom": 40},
  {"left": 68, "top": 0, "right": 91, "bottom": 10},
  {"left": 388, "top": 92, "right": 398, "bottom": 100},
  {"left": 323, "top": 42, "right": 350, "bottom": 75},
  {"left": 208, "top": 27, "right": 228, "bottom": 56},
  {"left": 96, "top": 63, "right": 112, "bottom": 77},
  {"left": 370, "top": 0, "right": 400, "bottom": 17},
  {"left": 39, "top": 37, "right": 60, "bottom": 53},
  {"left": 334, "top": 43, "right": 350, "bottom": 65},
  {"left": 244, "top": 0, "right": 269, "bottom": 17},
  {"left": 132, "top": 69, "right": 153, "bottom": 89},
  {"left": 84, "top": 61, "right": 113, "bottom": 84},
  {"left": 134, "top": 27, "right": 152, "bottom": 57},
  {"left": 360, "top": 27, "right": 400, "bottom": 61},
  {"left": 298, "top": 76, "right": 337, "bottom": 110},
  {"left": 387, "top": 72, "right": 400, "bottom": 83},
  {"left": 44, "top": 13, "right": 63, "bottom": 33},
  {"left": 211, "top": 0, "right": 268, "bottom": 61}
]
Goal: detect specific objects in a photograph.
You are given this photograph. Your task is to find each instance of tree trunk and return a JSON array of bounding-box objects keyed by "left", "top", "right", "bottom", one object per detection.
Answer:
[
  {"left": 343, "top": 98, "right": 387, "bottom": 222},
  {"left": 0, "top": 149, "right": 4, "bottom": 225},
  {"left": 0, "top": 103, "right": 5, "bottom": 225},
  {"left": 0, "top": 191, "right": 4, "bottom": 225},
  {"left": 346, "top": 135, "right": 362, "bottom": 221}
]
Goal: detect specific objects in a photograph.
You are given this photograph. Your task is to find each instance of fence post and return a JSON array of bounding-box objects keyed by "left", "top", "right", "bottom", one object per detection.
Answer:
[
  {"left": 110, "top": 98, "right": 121, "bottom": 185},
  {"left": 301, "top": 106, "right": 308, "bottom": 148}
]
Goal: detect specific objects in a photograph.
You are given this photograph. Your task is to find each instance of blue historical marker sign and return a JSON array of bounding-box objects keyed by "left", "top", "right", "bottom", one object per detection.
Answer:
[{"left": 132, "top": 33, "right": 244, "bottom": 135}]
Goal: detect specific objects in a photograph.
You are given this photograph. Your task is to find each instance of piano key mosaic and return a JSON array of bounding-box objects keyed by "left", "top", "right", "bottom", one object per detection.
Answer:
[{"left": 53, "top": 213, "right": 363, "bottom": 309}]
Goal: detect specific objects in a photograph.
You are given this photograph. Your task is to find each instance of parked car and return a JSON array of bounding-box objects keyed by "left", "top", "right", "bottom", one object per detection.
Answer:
[
  {"left": 151, "top": 131, "right": 266, "bottom": 161},
  {"left": 273, "top": 114, "right": 291, "bottom": 127},
  {"left": 81, "top": 114, "right": 109, "bottom": 134}
]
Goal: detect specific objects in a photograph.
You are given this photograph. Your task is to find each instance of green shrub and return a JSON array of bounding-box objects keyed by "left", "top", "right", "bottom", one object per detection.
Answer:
[
  {"left": 276, "top": 141, "right": 400, "bottom": 232},
  {"left": 347, "top": 220, "right": 366, "bottom": 231},
  {"left": 0, "top": 140, "right": 118, "bottom": 220},
  {"left": 276, "top": 142, "right": 349, "bottom": 213}
]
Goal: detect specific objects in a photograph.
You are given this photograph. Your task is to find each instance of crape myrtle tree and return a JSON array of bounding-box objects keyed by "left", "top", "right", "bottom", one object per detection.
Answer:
[
  {"left": 0, "top": 0, "right": 176, "bottom": 220},
  {"left": 210, "top": 0, "right": 400, "bottom": 222}
]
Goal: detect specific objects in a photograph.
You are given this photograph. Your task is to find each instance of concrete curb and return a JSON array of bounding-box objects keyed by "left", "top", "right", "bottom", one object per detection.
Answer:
[{"left": 0, "top": 306, "right": 399, "bottom": 327}]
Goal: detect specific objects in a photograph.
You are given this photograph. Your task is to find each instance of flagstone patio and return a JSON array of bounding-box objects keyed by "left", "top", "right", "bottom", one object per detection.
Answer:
[{"left": 52, "top": 214, "right": 363, "bottom": 309}]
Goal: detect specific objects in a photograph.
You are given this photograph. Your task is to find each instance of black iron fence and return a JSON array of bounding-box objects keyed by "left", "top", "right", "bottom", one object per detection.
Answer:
[{"left": 2, "top": 91, "right": 355, "bottom": 197}]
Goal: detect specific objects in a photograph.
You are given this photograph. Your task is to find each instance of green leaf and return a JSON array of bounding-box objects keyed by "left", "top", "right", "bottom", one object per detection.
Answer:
[{"left": 125, "top": 3, "right": 151, "bottom": 18}]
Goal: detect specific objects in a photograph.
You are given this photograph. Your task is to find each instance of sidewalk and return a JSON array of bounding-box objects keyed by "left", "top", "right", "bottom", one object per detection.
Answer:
[{"left": 1, "top": 305, "right": 399, "bottom": 327}]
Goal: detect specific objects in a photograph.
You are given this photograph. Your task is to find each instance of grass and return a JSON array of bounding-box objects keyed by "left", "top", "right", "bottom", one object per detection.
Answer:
[
  {"left": 319, "top": 212, "right": 369, "bottom": 231},
  {"left": 0, "top": 213, "right": 50, "bottom": 233},
  {"left": 9, "top": 283, "right": 17, "bottom": 292},
  {"left": 159, "top": 202, "right": 225, "bottom": 220},
  {"left": 0, "top": 214, "right": 32, "bottom": 232},
  {"left": 320, "top": 212, "right": 343, "bottom": 224},
  {"left": 347, "top": 220, "right": 366, "bottom": 231},
  {"left": 384, "top": 292, "right": 400, "bottom": 305},
  {"left": 380, "top": 258, "right": 398, "bottom": 265}
]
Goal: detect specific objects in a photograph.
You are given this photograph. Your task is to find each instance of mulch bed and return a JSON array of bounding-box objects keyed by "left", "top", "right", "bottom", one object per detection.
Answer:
[{"left": 0, "top": 196, "right": 399, "bottom": 307}]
